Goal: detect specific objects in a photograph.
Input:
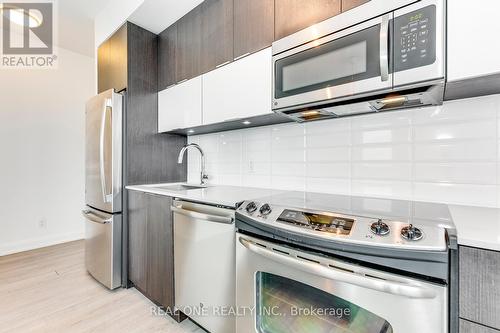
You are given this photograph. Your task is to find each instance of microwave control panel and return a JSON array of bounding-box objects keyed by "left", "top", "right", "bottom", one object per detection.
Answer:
[{"left": 393, "top": 5, "right": 436, "bottom": 72}]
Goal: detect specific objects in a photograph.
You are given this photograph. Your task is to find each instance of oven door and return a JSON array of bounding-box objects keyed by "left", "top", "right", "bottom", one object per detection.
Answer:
[
  {"left": 272, "top": 13, "right": 393, "bottom": 111},
  {"left": 236, "top": 233, "right": 447, "bottom": 333}
]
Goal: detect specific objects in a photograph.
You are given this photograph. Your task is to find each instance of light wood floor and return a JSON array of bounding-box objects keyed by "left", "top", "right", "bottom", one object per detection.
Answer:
[{"left": 0, "top": 240, "right": 204, "bottom": 333}]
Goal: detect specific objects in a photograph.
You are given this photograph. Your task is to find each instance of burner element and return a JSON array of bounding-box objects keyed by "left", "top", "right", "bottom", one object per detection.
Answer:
[
  {"left": 401, "top": 224, "right": 424, "bottom": 241},
  {"left": 259, "top": 204, "right": 272, "bottom": 215},
  {"left": 245, "top": 202, "right": 257, "bottom": 213},
  {"left": 370, "top": 219, "right": 390, "bottom": 236}
]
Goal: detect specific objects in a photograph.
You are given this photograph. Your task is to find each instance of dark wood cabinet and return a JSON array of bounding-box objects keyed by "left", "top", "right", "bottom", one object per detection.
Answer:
[
  {"left": 201, "top": 0, "right": 234, "bottom": 73},
  {"left": 97, "top": 39, "right": 111, "bottom": 93},
  {"left": 176, "top": 5, "right": 203, "bottom": 82},
  {"left": 158, "top": 23, "right": 177, "bottom": 90},
  {"left": 146, "top": 194, "right": 175, "bottom": 309},
  {"left": 128, "top": 190, "right": 182, "bottom": 321},
  {"left": 98, "top": 24, "right": 127, "bottom": 93},
  {"left": 342, "top": 0, "right": 370, "bottom": 12},
  {"left": 275, "top": 0, "right": 341, "bottom": 40},
  {"left": 459, "top": 246, "right": 500, "bottom": 331},
  {"left": 233, "top": 0, "right": 274, "bottom": 59},
  {"left": 460, "top": 319, "right": 500, "bottom": 333},
  {"left": 128, "top": 190, "right": 147, "bottom": 292}
]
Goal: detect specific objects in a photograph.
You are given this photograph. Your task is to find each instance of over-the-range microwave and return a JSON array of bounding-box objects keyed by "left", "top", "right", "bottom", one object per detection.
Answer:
[{"left": 272, "top": 0, "right": 445, "bottom": 122}]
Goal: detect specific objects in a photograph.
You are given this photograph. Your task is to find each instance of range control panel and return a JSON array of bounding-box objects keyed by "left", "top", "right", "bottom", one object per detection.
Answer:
[
  {"left": 393, "top": 5, "right": 436, "bottom": 72},
  {"left": 278, "top": 209, "right": 354, "bottom": 235},
  {"left": 236, "top": 200, "right": 448, "bottom": 251}
]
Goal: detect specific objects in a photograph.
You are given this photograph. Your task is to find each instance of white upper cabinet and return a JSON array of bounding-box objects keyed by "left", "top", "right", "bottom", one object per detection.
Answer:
[
  {"left": 158, "top": 76, "right": 202, "bottom": 133},
  {"left": 202, "top": 47, "right": 272, "bottom": 125},
  {"left": 447, "top": 1, "right": 500, "bottom": 81}
]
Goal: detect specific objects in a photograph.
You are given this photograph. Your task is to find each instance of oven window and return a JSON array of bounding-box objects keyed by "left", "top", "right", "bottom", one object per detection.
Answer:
[
  {"left": 275, "top": 24, "right": 383, "bottom": 99},
  {"left": 256, "top": 272, "right": 393, "bottom": 333}
]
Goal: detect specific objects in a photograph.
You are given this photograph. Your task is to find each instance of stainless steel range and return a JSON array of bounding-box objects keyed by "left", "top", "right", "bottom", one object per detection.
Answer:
[{"left": 235, "top": 194, "right": 457, "bottom": 333}]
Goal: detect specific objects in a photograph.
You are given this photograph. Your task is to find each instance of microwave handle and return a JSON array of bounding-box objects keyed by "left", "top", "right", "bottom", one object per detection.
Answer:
[{"left": 379, "top": 14, "right": 390, "bottom": 82}]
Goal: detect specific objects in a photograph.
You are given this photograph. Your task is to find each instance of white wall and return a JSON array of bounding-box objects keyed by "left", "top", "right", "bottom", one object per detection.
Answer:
[
  {"left": 0, "top": 46, "right": 95, "bottom": 255},
  {"left": 188, "top": 95, "right": 500, "bottom": 208}
]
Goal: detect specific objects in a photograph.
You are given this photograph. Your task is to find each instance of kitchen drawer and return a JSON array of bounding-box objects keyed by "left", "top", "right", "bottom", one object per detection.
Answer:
[
  {"left": 460, "top": 319, "right": 500, "bottom": 333},
  {"left": 459, "top": 246, "right": 500, "bottom": 330}
]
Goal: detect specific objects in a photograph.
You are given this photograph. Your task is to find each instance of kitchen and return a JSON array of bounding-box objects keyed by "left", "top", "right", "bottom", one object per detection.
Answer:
[{"left": 1, "top": 0, "right": 500, "bottom": 332}]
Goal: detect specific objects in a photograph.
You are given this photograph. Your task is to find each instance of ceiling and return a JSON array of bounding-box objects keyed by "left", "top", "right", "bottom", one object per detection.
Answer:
[
  {"left": 128, "top": 0, "right": 204, "bottom": 34},
  {"left": 58, "top": 0, "right": 113, "bottom": 20}
]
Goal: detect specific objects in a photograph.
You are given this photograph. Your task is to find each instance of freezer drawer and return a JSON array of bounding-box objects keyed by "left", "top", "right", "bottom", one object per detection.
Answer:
[{"left": 83, "top": 207, "right": 122, "bottom": 290}]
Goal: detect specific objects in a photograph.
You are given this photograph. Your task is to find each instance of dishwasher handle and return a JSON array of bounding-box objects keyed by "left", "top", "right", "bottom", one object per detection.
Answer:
[{"left": 171, "top": 205, "right": 234, "bottom": 224}]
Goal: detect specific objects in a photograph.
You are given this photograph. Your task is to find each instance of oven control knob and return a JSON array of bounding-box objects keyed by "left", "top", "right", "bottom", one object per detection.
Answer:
[
  {"left": 246, "top": 201, "right": 257, "bottom": 213},
  {"left": 370, "top": 219, "right": 390, "bottom": 236},
  {"left": 401, "top": 224, "right": 423, "bottom": 241},
  {"left": 259, "top": 204, "right": 272, "bottom": 215}
]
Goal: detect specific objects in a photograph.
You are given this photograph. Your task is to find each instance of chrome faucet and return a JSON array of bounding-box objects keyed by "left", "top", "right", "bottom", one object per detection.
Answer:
[{"left": 177, "top": 143, "right": 209, "bottom": 185}]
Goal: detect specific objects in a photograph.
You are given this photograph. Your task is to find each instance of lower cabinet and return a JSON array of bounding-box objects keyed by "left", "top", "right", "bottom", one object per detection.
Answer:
[
  {"left": 128, "top": 190, "right": 183, "bottom": 321},
  {"left": 459, "top": 246, "right": 500, "bottom": 331},
  {"left": 460, "top": 319, "right": 500, "bottom": 333}
]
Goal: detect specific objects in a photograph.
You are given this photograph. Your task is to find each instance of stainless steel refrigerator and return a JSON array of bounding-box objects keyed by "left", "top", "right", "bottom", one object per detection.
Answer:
[{"left": 83, "top": 89, "right": 123, "bottom": 290}]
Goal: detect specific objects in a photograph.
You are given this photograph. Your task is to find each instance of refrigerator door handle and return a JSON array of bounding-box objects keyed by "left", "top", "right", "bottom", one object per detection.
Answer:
[
  {"left": 82, "top": 209, "right": 112, "bottom": 224},
  {"left": 99, "top": 99, "right": 112, "bottom": 203}
]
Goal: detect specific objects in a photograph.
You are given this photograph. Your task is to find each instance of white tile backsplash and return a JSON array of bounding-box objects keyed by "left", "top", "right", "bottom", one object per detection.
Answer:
[{"left": 188, "top": 95, "right": 500, "bottom": 207}]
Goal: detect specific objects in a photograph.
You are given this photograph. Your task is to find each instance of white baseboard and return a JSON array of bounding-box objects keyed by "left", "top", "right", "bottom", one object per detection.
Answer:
[{"left": 0, "top": 231, "right": 85, "bottom": 256}]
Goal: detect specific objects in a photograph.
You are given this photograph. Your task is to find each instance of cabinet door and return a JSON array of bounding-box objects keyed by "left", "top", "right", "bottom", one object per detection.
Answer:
[
  {"left": 275, "top": 0, "right": 341, "bottom": 40},
  {"left": 158, "top": 24, "right": 177, "bottom": 91},
  {"left": 98, "top": 24, "right": 127, "bottom": 93},
  {"left": 158, "top": 76, "right": 202, "bottom": 132},
  {"left": 146, "top": 194, "right": 175, "bottom": 310},
  {"left": 176, "top": 6, "right": 203, "bottom": 82},
  {"left": 128, "top": 191, "right": 148, "bottom": 293},
  {"left": 203, "top": 47, "right": 272, "bottom": 124},
  {"left": 448, "top": 0, "right": 500, "bottom": 81},
  {"left": 108, "top": 24, "right": 127, "bottom": 92},
  {"left": 233, "top": 0, "right": 274, "bottom": 59},
  {"left": 201, "top": 0, "right": 233, "bottom": 73},
  {"left": 97, "top": 38, "right": 111, "bottom": 93},
  {"left": 460, "top": 320, "right": 500, "bottom": 333},
  {"left": 342, "top": 0, "right": 370, "bottom": 11},
  {"left": 460, "top": 246, "right": 500, "bottom": 330}
]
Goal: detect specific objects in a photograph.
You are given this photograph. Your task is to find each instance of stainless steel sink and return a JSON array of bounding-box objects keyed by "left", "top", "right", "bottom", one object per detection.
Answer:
[{"left": 155, "top": 184, "right": 207, "bottom": 191}]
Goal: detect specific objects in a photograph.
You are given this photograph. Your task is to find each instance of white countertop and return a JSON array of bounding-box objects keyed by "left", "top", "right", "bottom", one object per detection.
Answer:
[
  {"left": 126, "top": 183, "right": 287, "bottom": 208},
  {"left": 126, "top": 183, "right": 500, "bottom": 252},
  {"left": 448, "top": 205, "right": 500, "bottom": 251}
]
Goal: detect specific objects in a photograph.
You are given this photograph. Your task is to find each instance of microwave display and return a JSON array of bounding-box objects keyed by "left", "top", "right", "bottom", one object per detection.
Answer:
[{"left": 394, "top": 5, "right": 436, "bottom": 72}]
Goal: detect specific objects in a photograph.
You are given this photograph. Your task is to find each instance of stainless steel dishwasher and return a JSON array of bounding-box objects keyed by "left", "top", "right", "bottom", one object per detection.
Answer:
[{"left": 172, "top": 200, "right": 235, "bottom": 333}]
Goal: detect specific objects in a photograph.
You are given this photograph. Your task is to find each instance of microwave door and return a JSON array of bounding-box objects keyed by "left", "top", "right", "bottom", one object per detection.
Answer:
[
  {"left": 85, "top": 89, "right": 122, "bottom": 214},
  {"left": 273, "top": 13, "right": 393, "bottom": 111}
]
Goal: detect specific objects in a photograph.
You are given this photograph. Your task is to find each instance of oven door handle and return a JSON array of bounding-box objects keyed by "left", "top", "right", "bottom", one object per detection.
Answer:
[
  {"left": 379, "top": 14, "right": 390, "bottom": 82},
  {"left": 239, "top": 237, "right": 437, "bottom": 299}
]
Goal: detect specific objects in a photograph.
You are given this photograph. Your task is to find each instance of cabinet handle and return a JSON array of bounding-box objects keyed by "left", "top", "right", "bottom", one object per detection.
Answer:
[
  {"left": 165, "top": 83, "right": 176, "bottom": 89},
  {"left": 234, "top": 53, "right": 250, "bottom": 61},
  {"left": 177, "top": 79, "right": 188, "bottom": 84},
  {"left": 216, "top": 61, "right": 231, "bottom": 68}
]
